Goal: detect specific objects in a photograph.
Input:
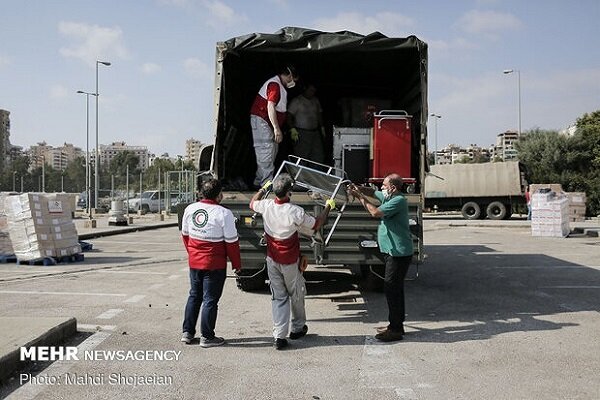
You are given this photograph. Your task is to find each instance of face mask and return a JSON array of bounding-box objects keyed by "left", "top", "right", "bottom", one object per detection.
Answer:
[
  {"left": 382, "top": 189, "right": 391, "bottom": 200},
  {"left": 286, "top": 80, "right": 296, "bottom": 89}
]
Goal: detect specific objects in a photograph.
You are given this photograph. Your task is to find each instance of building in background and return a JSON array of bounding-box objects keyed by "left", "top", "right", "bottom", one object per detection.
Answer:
[
  {"left": 28, "top": 142, "right": 83, "bottom": 171},
  {"left": 493, "top": 130, "right": 519, "bottom": 161},
  {"left": 0, "top": 109, "right": 12, "bottom": 172},
  {"left": 99, "top": 141, "right": 149, "bottom": 171},
  {"left": 185, "top": 138, "right": 203, "bottom": 168}
]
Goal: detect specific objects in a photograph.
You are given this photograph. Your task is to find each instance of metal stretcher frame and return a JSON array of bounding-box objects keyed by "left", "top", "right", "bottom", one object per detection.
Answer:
[{"left": 272, "top": 156, "right": 351, "bottom": 247}]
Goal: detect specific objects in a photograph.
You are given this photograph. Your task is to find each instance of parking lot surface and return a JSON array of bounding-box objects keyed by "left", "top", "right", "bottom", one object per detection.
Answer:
[{"left": 0, "top": 219, "right": 599, "bottom": 399}]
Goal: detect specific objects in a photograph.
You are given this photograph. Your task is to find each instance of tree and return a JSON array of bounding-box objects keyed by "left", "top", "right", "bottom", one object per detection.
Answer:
[{"left": 516, "top": 111, "right": 600, "bottom": 216}]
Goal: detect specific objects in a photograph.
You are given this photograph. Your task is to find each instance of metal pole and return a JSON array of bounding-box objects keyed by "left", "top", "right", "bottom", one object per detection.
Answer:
[
  {"left": 430, "top": 114, "right": 441, "bottom": 164},
  {"left": 158, "top": 167, "right": 161, "bottom": 214},
  {"left": 139, "top": 172, "right": 143, "bottom": 213},
  {"left": 517, "top": 70, "right": 522, "bottom": 136},
  {"left": 111, "top": 175, "right": 114, "bottom": 201},
  {"left": 42, "top": 158, "right": 45, "bottom": 192},
  {"left": 86, "top": 93, "right": 91, "bottom": 216},
  {"left": 126, "top": 164, "right": 129, "bottom": 219},
  {"left": 95, "top": 60, "right": 111, "bottom": 210},
  {"left": 20, "top": 176, "right": 23, "bottom": 193},
  {"left": 95, "top": 62, "right": 99, "bottom": 209},
  {"left": 61, "top": 174, "right": 64, "bottom": 192},
  {"left": 13, "top": 171, "right": 16, "bottom": 192}
]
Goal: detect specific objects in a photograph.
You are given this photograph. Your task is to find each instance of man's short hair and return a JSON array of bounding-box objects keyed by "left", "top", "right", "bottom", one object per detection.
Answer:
[
  {"left": 386, "top": 173, "right": 403, "bottom": 190},
  {"left": 273, "top": 173, "right": 294, "bottom": 198},
  {"left": 200, "top": 178, "right": 222, "bottom": 200},
  {"left": 278, "top": 64, "right": 298, "bottom": 79}
]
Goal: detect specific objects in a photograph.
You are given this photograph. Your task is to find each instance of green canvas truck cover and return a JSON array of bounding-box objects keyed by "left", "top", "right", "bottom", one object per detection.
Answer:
[{"left": 211, "top": 26, "right": 428, "bottom": 190}]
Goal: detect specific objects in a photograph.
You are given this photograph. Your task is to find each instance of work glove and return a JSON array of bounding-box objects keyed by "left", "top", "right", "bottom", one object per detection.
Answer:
[
  {"left": 261, "top": 180, "right": 272, "bottom": 192},
  {"left": 325, "top": 198, "right": 336, "bottom": 210},
  {"left": 290, "top": 128, "right": 300, "bottom": 143}
]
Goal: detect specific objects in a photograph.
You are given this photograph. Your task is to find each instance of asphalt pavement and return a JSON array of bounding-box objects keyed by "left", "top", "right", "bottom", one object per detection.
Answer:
[{"left": 0, "top": 214, "right": 598, "bottom": 399}]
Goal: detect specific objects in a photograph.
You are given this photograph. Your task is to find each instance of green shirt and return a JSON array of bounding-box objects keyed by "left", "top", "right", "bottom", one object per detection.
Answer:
[{"left": 374, "top": 191, "right": 414, "bottom": 257}]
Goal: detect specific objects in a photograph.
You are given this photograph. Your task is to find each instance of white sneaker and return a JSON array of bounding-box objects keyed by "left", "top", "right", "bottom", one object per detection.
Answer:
[
  {"left": 181, "top": 332, "right": 194, "bottom": 344},
  {"left": 200, "top": 336, "right": 225, "bottom": 348}
]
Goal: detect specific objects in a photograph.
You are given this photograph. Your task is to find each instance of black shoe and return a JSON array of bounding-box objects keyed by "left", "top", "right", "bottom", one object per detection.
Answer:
[
  {"left": 289, "top": 325, "right": 308, "bottom": 340},
  {"left": 274, "top": 338, "right": 288, "bottom": 350},
  {"left": 375, "top": 329, "right": 403, "bottom": 342},
  {"left": 376, "top": 325, "right": 405, "bottom": 335}
]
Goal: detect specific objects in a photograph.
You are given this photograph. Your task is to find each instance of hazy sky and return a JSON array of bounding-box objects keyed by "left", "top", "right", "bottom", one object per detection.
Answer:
[{"left": 1, "top": 0, "right": 599, "bottom": 157}]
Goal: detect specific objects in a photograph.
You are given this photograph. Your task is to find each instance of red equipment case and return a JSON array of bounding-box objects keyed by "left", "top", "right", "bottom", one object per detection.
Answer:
[{"left": 372, "top": 110, "right": 413, "bottom": 180}]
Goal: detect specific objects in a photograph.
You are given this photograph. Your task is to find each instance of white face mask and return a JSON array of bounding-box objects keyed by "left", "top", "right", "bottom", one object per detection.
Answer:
[
  {"left": 382, "top": 189, "right": 391, "bottom": 200},
  {"left": 286, "top": 80, "right": 296, "bottom": 89}
]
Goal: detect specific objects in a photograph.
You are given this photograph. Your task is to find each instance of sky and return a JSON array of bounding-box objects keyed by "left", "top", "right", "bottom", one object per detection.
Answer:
[{"left": 1, "top": 0, "right": 599, "bottom": 157}]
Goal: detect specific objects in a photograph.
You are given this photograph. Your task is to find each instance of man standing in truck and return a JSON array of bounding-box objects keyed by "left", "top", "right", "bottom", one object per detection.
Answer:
[
  {"left": 250, "top": 65, "right": 299, "bottom": 189},
  {"left": 349, "top": 173, "right": 413, "bottom": 342},
  {"left": 288, "top": 83, "right": 325, "bottom": 164},
  {"left": 250, "top": 173, "right": 334, "bottom": 350},
  {"left": 180, "top": 178, "right": 241, "bottom": 347}
]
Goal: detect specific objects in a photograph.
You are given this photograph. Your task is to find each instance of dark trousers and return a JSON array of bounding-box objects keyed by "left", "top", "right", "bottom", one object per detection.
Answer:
[
  {"left": 182, "top": 268, "right": 226, "bottom": 339},
  {"left": 383, "top": 254, "right": 412, "bottom": 332}
]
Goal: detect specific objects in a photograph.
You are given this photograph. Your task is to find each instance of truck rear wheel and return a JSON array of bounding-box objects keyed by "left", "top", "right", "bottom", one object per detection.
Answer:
[
  {"left": 461, "top": 202, "right": 481, "bottom": 220},
  {"left": 486, "top": 201, "right": 507, "bottom": 220}
]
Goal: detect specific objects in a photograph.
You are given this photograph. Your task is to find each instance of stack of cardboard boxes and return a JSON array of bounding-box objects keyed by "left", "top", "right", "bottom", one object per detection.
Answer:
[
  {"left": 531, "top": 190, "right": 570, "bottom": 237},
  {"left": 566, "top": 192, "right": 586, "bottom": 222},
  {"left": 0, "top": 193, "right": 15, "bottom": 256},
  {"left": 4, "top": 193, "right": 81, "bottom": 261}
]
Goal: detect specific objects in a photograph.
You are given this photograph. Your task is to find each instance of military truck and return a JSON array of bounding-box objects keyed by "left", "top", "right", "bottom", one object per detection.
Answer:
[
  {"left": 203, "top": 27, "right": 429, "bottom": 290},
  {"left": 424, "top": 161, "right": 528, "bottom": 220}
]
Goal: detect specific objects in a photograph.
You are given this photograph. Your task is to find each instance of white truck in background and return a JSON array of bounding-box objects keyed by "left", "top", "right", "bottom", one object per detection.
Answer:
[{"left": 424, "top": 161, "right": 528, "bottom": 220}]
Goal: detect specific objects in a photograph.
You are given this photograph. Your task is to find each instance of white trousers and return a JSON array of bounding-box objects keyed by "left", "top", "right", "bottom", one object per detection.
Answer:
[
  {"left": 266, "top": 256, "right": 306, "bottom": 339},
  {"left": 251, "top": 115, "right": 278, "bottom": 187}
]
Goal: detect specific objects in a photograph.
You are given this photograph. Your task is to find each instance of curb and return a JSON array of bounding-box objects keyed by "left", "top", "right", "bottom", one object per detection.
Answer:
[
  {"left": 0, "top": 317, "right": 77, "bottom": 385},
  {"left": 572, "top": 227, "right": 600, "bottom": 238},
  {"left": 78, "top": 222, "right": 178, "bottom": 240}
]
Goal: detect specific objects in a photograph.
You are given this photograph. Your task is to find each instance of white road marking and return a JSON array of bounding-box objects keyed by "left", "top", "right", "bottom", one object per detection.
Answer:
[
  {"left": 148, "top": 283, "right": 165, "bottom": 290},
  {"left": 7, "top": 331, "right": 111, "bottom": 400},
  {"left": 0, "top": 290, "right": 126, "bottom": 297},
  {"left": 96, "top": 270, "right": 168, "bottom": 275},
  {"left": 78, "top": 324, "right": 116, "bottom": 331},
  {"left": 168, "top": 275, "right": 180, "bottom": 280},
  {"left": 540, "top": 286, "right": 600, "bottom": 289},
  {"left": 95, "top": 308, "right": 124, "bottom": 320},
  {"left": 360, "top": 336, "right": 419, "bottom": 398},
  {"left": 492, "top": 265, "right": 594, "bottom": 269},
  {"left": 123, "top": 294, "right": 146, "bottom": 303}
]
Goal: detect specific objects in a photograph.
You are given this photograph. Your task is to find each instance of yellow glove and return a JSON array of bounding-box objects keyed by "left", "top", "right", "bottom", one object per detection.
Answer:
[
  {"left": 290, "top": 128, "right": 300, "bottom": 142},
  {"left": 325, "top": 198, "right": 336, "bottom": 210},
  {"left": 261, "top": 180, "right": 272, "bottom": 192}
]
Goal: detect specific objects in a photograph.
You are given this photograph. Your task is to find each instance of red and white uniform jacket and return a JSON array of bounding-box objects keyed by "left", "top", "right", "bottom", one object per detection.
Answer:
[
  {"left": 250, "top": 75, "right": 288, "bottom": 128},
  {"left": 250, "top": 197, "right": 316, "bottom": 265},
  {"left": 181, "top": 199, "right": 241, "bottom": 270}
]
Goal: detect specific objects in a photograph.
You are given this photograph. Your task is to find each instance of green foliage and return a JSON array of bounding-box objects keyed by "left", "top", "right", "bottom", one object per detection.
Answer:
[{"left": 517, "top": 111, "right": 600, "bottom": 216}]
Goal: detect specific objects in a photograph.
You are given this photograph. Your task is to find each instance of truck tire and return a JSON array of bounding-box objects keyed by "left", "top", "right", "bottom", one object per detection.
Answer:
[
  {"left": 486, "top": 201, "right": 507, "bottom": 220},
  {"left": 461, "top": 202, "right": 481, "bottom": 220},
  {"left": 236, "top": 268, "right": 267, "bottom": 292}
]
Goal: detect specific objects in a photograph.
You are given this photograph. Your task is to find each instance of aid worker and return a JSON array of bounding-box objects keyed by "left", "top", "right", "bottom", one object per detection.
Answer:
[
  {"left": 348, "top": 173, "right": 413, "bottom": 342},
  {"left": 288, "top": 83, "right": 326, "bottom": 164},
  {"left": 250, "top": 65, "right": 299, "bottom": 189},
  {"left": 180, "top": 178, "right": 241, "bottom": 347},
  {"left": 249, "top": 173, "right": 334, "bottom": 350}
]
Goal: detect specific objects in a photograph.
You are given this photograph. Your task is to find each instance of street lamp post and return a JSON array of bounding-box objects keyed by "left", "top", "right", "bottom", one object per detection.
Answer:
[
  {"left": 13, "top": 171, "right": 17, "bottom": 192},
  {"left": 77, "top": 90, "right": 97, "bottom": 218},
  {"left": 430, "top": 113, "right": 442, "bottom": 164},
  {"left": 503, "top": 69, "right": 521, "bottom": 136},
  {"left": 95, "top": 60, "right": 111, "bottom": 210}
]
